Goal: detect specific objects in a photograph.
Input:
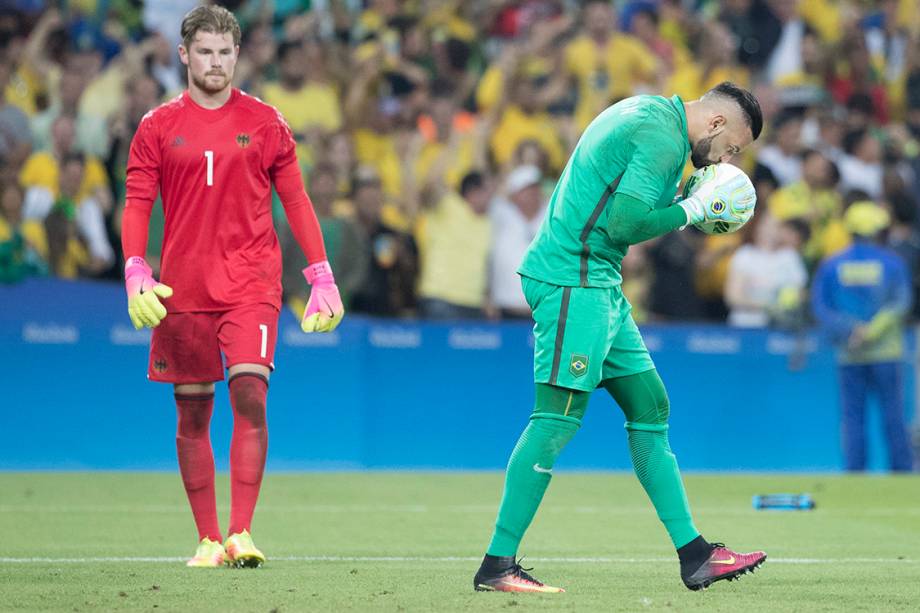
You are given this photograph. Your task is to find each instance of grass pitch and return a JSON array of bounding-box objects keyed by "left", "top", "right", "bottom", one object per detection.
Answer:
[{"left": 1, "top": 472, "right": 918, "bottom": 612}]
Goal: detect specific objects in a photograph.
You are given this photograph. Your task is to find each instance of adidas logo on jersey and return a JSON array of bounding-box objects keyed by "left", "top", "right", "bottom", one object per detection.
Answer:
[{"left": 171, "top": 136, "right": 186, "bottom": 147}]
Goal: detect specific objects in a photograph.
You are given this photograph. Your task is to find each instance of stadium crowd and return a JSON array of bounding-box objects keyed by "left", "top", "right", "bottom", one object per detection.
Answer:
[{"left": 2, "top": 0, "right": 920, "bottom": 326}]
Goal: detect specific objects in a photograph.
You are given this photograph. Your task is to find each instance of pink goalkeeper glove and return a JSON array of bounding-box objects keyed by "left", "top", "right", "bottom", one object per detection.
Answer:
[
  {"left": 301, "top": 260, "right": 345, "bottom": 333},
  {"left": 124, "top": 256, "right": 173, "bottom": 329}
]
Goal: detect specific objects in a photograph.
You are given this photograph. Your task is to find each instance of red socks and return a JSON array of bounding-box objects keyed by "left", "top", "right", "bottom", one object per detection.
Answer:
[
  {"left": 175, "top": 392, "right": 221, "bottom": 542},
  {"left": 227, "top": 373, "right": 269, "bottom": 536}
]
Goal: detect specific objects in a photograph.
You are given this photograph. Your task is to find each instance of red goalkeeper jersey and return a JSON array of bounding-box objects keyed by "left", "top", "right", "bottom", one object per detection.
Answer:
[{"left": 126, "top": 88, "right": 300, "bottom": 312}]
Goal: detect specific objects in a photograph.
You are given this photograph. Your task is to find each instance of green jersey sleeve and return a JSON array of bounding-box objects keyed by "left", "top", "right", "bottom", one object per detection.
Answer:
[{"left": 613, "top": 110, "right": 687, "bottom": 209}]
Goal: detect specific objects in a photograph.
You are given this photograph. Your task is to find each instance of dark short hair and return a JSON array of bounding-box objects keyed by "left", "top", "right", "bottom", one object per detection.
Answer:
[
  {"left": 705, "top": 81, "right": 763, "bottom": 141},
  {"left": 429, "top": 78, "right": 455, "bottom": 101},
  {"left": 60, "top": 152, "right": 86, "bottom": 168},
  {"left": 752, "top": 162, "right": 778, "bottom": 189},
  {"left": 782, "top": 218, "right": 811, "bottom": 244},
  {"left": 846, "top": 92, "right": 874, "bottom": 115},
  {"left": 842, "top": 129, "right": 868, "bottom": 155},
  {"left": 276, "top": 40, "right": 303, "bottom": 62},
  {"left": 460, "top": 171, "right": 485, "bottom": 197}
]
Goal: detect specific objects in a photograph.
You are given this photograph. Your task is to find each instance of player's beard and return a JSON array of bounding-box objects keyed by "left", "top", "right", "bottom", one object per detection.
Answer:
[
  {"left": 690, "top": 134, "right": 716, "bottom": 168},
  {"left": 191, "top": 71, "right": 231, "bottom": 95}
]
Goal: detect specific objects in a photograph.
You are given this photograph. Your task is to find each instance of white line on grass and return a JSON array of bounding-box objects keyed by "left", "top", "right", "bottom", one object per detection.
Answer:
[
  {"left": 3, "top": 505, "right": 919, "bottom": 516},
  {"left": 0, "top": 556, "right": 915, "bottom": 564}
]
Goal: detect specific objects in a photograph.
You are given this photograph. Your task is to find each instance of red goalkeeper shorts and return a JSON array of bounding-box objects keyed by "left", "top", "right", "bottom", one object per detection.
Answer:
[{"left": 148, "top": 303, "right": 280, "bottom": 384}]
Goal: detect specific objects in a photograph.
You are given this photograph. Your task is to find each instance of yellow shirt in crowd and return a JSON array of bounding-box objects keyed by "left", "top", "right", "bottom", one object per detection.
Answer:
[
  {"left": 769, "top": 181, "right": 851, "bottom": 262},
  {"left": 19, "top": 152, "right": 109, "bottom": 202},
  {"left": 352, "top": 128, "right": 402, "bottom": 198},
  {"left": 564, "top": 34, "right": 658, "bottom": 130},
  {"left": 414, "top": 137, "right": 476, "bottom": 191},
  {"left": 667, "top": 64, "right": 749, "bottom": 102},
  {"left": 261, "top": 81, "right": 343, "bottom": 134},
  {"left": 490, "top": 104, "right": 564, "bottom": 171},
  {"left": 416, "top": 190, "right": 492, "bottom": 308},
  {"left": 475, "top": 66, "right": 565, "bottom": 171}
]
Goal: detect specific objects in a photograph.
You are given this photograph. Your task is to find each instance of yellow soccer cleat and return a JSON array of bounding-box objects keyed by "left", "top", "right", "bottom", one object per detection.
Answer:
[
  {"left": 186, "top": 537, "right": 228, "bottom": 568},
  {"left": 224, "top": 530, "right": 266, "bottom": 568}
]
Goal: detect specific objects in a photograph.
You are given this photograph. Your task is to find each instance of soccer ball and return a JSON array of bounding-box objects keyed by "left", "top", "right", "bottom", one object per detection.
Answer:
[{"left": 681, "top": 163, "right": 756, "bottom": 235}]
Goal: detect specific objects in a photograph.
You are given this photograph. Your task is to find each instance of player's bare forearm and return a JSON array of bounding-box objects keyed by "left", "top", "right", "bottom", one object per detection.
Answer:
[{"left": 606, "top": 192, "right": 686, "bottom": 245}]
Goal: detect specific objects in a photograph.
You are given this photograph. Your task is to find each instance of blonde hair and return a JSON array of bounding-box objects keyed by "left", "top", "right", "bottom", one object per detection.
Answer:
[{"left": 180, "top": 5, "right": 241, "bottom": 50}]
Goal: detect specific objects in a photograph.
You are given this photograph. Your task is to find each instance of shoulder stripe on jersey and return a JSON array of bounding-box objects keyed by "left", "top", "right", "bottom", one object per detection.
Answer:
[
  {"left": 579, "top": 172, "right": 624, "bottom": 287},
  {"left": 549, "top": 287, "right": 573, "bottom": 386}
]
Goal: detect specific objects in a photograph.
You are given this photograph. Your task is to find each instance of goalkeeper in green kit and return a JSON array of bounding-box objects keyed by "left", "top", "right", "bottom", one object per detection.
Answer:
[{"left": 473, "top": 83, "right": 766, "bottom": 593}]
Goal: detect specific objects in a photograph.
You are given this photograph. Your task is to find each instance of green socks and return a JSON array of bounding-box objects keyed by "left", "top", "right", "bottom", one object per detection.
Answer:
[
  {"left": 624, "top": 421, "right": 698, "bottom": 547},
  {"left": 486, "top": 414, "right": 580, "bottom": 556},
  {"left": 486, "top": 385, "right": 586, "bottom": 557},
  {"left": 604, "top": 370, "right": 699, "bottom": 549}
]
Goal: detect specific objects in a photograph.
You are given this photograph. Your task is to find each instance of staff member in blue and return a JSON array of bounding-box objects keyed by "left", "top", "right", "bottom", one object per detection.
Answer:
[{"left": 812, "top": 201, "right": 915, "bottom": 472}]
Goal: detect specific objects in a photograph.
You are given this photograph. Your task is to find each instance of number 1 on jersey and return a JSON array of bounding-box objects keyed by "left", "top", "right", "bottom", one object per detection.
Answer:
[{"left": 204, "top": 150, "right": 214, "bottom": 186}]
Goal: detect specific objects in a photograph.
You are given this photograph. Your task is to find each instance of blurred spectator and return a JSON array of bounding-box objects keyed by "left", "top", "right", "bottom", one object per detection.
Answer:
[
  {"left": 414, "top": 79, "right": 481, "bottom": 193},
  {"left": 694, "top": 232, "right": 742, "bottom": 321},
  {"left": 839, "top": 128, "right": 884, "bottom": 199},
  {"left": 20, "top": 143, "right": 113, "bottom": 274},
  {"left": 725, "top": 213, "right": 808, "bottom": 327},
  {"left": 646, "top": 230, "right": 703, "bottom": 320},
  {"left": 31, "top": 69, "right": 108, "bottom": 159},
  {"left": 279, "top": 163, "right": 367, "bottom": 315},
  {"left": 621, "top": 241, "right": 652, "bottom": 323},
  {"left": 490, "top": 165, "right": 546, "bottom": 319},
  {"left": 811, "top": 201, "right": 915, "bottom": 472},
  {"left": 760, "top": 0, "right": 810, "bottom": 85},
  {"left": 146, "top": 32, "right": 183, "bottom": 96},
  {"left": 829, "top": 33, "right": 890, "bottom": 125},
  {"left": 628, "top": 6, "right": 677, "bottom": 74},
  {"left": 814, "top": 109, "right": 846, "bottom": 161},
  {"left": 322, "top": 130, "right": 357, "bottom": 201},
  {"left": 0, "top": 182, "right": 45, "bottom": 282},
  {"left": 886, "top": 191, "right": 920, "bottom": 319},
  {"left": 668, "top": 20, "right": 748, "bottom": 102},
  {"left": 234, "top": 21, "right": 277, "bottom": 94},
  {"left": 563, "top": 1, "right": 658, "bottom": 131},
  {"left": 262, "top": 40, "right": 343, "bottom": 139},
  {"left": 345, "top": 44, "right": 408, "bottom": 199},
  {"left": 477, "top": 43, "right": 566, "bottom": 173},
  {"left": 349, "top": 165, "right": 418, "bottom": 317},
  {"left": 756, "top": 110, "right": 803, "bottom": 186},
  {"left": 769, "top": 148, "right": 849, "bottom": 266},
  {"left": 1, "top": 9, "right": 60, "bottom": 116},
  {"left": 0, "top": 58, "right": 31, "bottom": 169},
  {"left": 417, "top": 170, "right": 492, "bottom": 320}
]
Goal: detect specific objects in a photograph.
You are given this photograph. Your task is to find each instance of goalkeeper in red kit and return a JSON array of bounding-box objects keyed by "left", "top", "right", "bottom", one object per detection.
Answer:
[{"left": 122, "top": 5, "right": 344, "bottom": 568}]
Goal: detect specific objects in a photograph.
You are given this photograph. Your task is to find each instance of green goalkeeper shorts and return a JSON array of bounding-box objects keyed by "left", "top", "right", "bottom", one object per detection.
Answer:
[{"left": 522, "top": 276, "right": 655, "bottom": 392}]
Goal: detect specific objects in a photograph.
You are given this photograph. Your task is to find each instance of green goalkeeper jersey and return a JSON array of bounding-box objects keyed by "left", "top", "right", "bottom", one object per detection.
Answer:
[{"left": 518, "top": 94, "right": 690, "bottom": 288}]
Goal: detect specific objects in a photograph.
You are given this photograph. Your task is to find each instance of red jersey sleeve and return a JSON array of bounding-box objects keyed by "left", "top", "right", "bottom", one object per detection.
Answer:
[
  {"left": 126, "top": 112, "right": 161, "bottom": 204},
  {"left": 269, "top": 112, "right": 327, "bottom": 264},
  {"left": 122, "top": 112, "right": 161, "bottom": 260},
  {"left": 267, "top": 111, "right": 301, "bottom": 187}
]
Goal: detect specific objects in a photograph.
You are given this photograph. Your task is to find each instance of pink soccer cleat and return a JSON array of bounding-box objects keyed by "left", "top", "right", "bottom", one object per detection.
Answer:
[{"left": 681, "top": 543, "right": 767, "bottom": 590}]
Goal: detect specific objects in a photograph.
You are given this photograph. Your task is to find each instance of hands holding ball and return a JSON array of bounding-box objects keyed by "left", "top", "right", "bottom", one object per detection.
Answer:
[{"left": 678, "top": 163, "right": 757, "bottom": 235}]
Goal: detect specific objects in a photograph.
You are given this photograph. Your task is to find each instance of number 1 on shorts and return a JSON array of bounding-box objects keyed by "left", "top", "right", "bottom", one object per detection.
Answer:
[{"left": 259, "top": 324, "right": 267, "bottom": 359}]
